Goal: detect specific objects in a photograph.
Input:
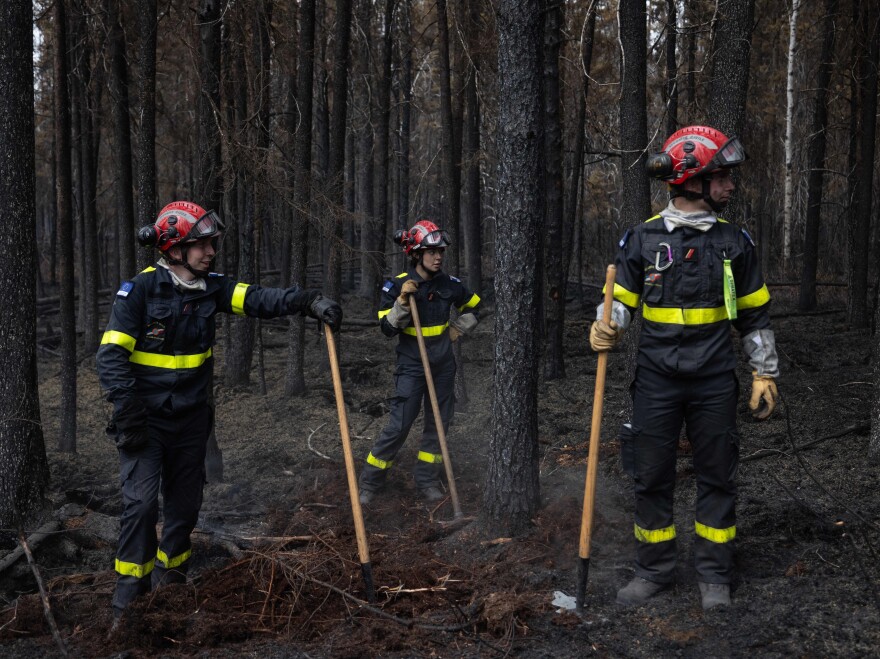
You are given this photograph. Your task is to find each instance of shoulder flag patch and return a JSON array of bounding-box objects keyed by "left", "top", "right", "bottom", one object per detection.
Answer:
[
  {"left": 619, "top": 229, "right": 632, "bottom": 248},
  {"left": 741, "top": 228, "right": 756, "bottom": 247},
  {"left": 382, "top": 280, "right": 393, "bottom": 293},
  {"left": 116, "top": 281, "right": 135, "bottom": 298},
  {"left": 450, "top": 275, "right": 461, "bottom": 283}
]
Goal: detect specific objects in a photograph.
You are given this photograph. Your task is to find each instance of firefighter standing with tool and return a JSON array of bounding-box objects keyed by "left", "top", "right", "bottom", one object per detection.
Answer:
[
  {"left": 358, "top": 220, "right": 480, "bottom": 504},
  {"left": 589, "top": 126, "right": 779, "bottom": 611},
  {"left": 97, "top": 201, "right": 342, "bottom": 628}
]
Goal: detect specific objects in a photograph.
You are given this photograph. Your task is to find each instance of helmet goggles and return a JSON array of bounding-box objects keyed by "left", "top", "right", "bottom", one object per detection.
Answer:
[
  {"left": 416, "top": 229, "right": 451, "bottom": 250},
  {"left": 704, "top": 137, "right": 746, "bottom": 173}
]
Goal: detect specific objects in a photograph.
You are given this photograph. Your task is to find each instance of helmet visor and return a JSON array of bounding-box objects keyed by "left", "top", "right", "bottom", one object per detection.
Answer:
[
  {"left": 420, "top": 229, "right": 451, "bottom": 249},
  {"left": 708, "top": 137, "right": 746, "bottom": 170},
  {"left": 185, "top": 210, "right": 226, "bottom": 254}
]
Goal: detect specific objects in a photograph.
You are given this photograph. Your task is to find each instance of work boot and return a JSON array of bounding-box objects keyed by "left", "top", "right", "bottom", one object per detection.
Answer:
[
  {"left": 698, "top": 582, "right": 730, "bottom": 610},
  {"left": 615, "top": 577, "right": 667, "bottom": 606},
  {"left": 358, "top": 489, "right": 375, "bottom": 505},
  {"left": 106, "top": 612, "right": 122, "bottom": 640},
  {"left": 419, "top": 486, "right": 444, "bottom": 502}
]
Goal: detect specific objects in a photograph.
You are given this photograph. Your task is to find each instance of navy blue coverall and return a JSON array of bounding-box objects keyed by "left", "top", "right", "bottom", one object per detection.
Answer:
[
  {"left": 358, "top": 269, "right": 480, "bottom": 492},
  {"left": 97, "top": 264, "right": 317, "bottom": 613},
  {"left": 612, "top": 215, "right": 772, "bottom": 585}
]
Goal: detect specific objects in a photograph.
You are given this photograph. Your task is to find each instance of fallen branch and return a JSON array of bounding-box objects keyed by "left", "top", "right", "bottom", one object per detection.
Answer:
[
  {"left": 742, "top": 422, "right": 869, "bottom": 463},
  {"left": 306, "top": 423, "right": 332, "bottom": 461},
  {"left": 18, "top": 528, "right": 68, "bottom": 657},
  {"left": 0, "top": 520, "right": 61, "bottom": 575}
]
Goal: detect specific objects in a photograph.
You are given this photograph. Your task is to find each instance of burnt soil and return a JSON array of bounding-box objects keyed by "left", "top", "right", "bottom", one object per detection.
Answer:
[{"left": 2, "top": 284, "right": 879, "bottom": 657}]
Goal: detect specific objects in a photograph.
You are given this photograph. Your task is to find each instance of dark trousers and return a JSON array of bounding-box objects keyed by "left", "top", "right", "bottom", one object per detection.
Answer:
[
  {"left": 359, "top": 358, "right": 456, "bottom": 491},
  {"left": 112, "top": 405, "right": 210, "bottom": 613},
  {"left": 629, "top": 367, "right": 740, "bottom": 585}
]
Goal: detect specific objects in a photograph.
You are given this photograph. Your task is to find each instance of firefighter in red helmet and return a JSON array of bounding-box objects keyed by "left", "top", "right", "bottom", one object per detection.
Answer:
[
  {"left": 358, "top": 220, "right": 480, "bottom": 504},
  {"left": 591, "top": 126, "right": 779, "bottom": 610},
  {"left": 97, "top": 201, "right": 342, "bottom": 630}
]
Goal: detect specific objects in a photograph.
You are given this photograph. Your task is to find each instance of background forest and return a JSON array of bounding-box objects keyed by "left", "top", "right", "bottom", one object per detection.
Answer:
[{"left": 2, "top": 0, "right": 880, "bottom": 654}]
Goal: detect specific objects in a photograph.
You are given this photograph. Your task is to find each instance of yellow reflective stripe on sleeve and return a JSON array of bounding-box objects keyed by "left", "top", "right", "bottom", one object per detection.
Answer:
[
  {"left": 157, "top": 547, "right": 192, "bottom": 569},
  {"left": 395, "top": 272, "right": 409, "bottom": 279},
  {"left": 634, "top": 523, "right": 677, "bottom": 543},
  {"left": 457, "top": 293, "right": 481, "bottom": 312},
  {"left": 736, "top": 284, "right": 770, "bottom": 310},
  {"left": 642, "top": 304, "right": 729, "bottom": 325},
  {"left": 141, "top": 266, "right": 156, "bottom": 273},
  {"left": 366, "top": 453, "right": 393, "bottom": 469},
  {"left": 402, "top": 323, "right": 449, "bottom": 337},
  {"left": 231, "top": 283, "right": 250, "bottom": 316},
  {"left": 101, "top": 330, "right": 137, "bottom": 353},
  {"left": 115, "top": 557, "right": 155, "bottom": 578},
  {"left": 695, "top": 521, "right": 736, "bottom": 543},
  {"left": 611, "top": 283, "right": 640, "bottom": 309},
  {"left": 378, "top": 308, "right": 391, "bottom": 319},
  {"left": 129, "top": 348, "right": 212, "bottom": 369},
  {"left": 417, "top": 451, "right": 443, "bottom": 464}
]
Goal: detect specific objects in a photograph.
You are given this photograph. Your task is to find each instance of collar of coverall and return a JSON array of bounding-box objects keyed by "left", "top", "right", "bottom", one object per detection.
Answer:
[
  {"left": 659, "top": 199, "right": 718, "bottom": 233},
  {"left": 157, "top": 258, "right": 208, "bottom": 292}
]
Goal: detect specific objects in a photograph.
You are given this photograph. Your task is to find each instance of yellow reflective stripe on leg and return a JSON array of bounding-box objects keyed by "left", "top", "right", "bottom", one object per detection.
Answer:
[
  {"left": 101, "top": 330, "right": 137, "bottom": 352},
  {"left": 367, "top": 453, "right": 393, "bottom": 469},
  {"left": 634, "top": 523, "right": 677, "bottom": 543},
  {"left": 231, "top": 282, "right": 250, "bottom": 315},
  {"left": 417, "top": 451, "right": 443, "bottom": 464},
  {"left": 156, "top": 548, "right": 192, "bottom": 569},
  {"left": 115, "top": 557, "right": 155, "bottom": 578},
  {"left": 457, "top": 293, "right": 481, "bottom": 312},
  {"left": 402, "top": 323, "right": 448, "bottom": 337},
  {"left": 695, "top": 522, "right": 736, "bottom": 543},
  {"left": 129, "top": 348, "right": 212, "bottom": 369}
]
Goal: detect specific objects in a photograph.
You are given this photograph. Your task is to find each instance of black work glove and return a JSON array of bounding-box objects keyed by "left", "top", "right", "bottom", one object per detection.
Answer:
[
  {"left": 109, "top": 398, "right": 150, "bottom": 451},
  {"left": 308, "top": 293, "right": 343, "bottom": 332}
]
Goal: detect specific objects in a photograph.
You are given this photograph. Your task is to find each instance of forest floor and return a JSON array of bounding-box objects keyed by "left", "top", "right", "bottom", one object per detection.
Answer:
[{"left": 2, "top": 282, "right": 879, "bottom": 658}]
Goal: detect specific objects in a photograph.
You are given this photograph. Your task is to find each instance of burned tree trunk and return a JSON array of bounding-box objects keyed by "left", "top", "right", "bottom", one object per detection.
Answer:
[
  {"left": 542, "top": 0, "right": 565, "bottom": 380},
  {"left": 135, "top": 0, "right": 157, "bottom": 271},
  {"left": 0, "top": 0, "right": 50, "bottom": 527},
  {"left": 482, "top": 0, "right": 543, "bottom": 536},
  {"left": 285, "top": 0, "right": 317, "bottom": 396},
  {"left": 798, "top": 0, "right": 837, "bottom": 312},
  {"left": 107, "top": 0, "right": 136, "bottom": 280},
  {"left": 462, "top": 0, "right": 483, "bottom": 292},
  {"left": 325, "top": 0, "right": 354, "bottom": 301},
  {"left": 435, "top": 0, "right": 460, "bottom": 273},
  {"left": 55, "top": 0, "right": 77, "bottom": 454}
]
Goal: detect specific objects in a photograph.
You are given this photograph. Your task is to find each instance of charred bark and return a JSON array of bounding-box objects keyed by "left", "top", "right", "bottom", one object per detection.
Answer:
[
  {"left": 285, "top": 0, "right": 317, "bottom": 396},
  {"left": 482, "top": 0, "right": 543, "bottom": 536},
  {"left": 0, "top": 0, "right": 50, "bottom": 527},
  {"left": 135, "top": 0, "right": 157, "bottom": 272},
  {"left": 798, "top": 0, "right": 837, "bottom": 312}
]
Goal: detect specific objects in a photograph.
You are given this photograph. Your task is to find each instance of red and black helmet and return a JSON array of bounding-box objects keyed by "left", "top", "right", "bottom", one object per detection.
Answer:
[
  {"left": 393, "top": 220, "right": 451, "bottom": 256},
  {"left": 646, "top": 125, "right": 746, "bottom": 184},
  {"left": 137, "top": 201, "right": 225, "bottom": 253}
]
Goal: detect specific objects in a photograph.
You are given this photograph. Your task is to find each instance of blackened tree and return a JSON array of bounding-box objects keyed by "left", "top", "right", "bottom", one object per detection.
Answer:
[
  {"left": 0, "top": 0, "right": 51, "bottom": 527},
  {"left": 482, "top": 0, "right": 543, "bottom": 535}
]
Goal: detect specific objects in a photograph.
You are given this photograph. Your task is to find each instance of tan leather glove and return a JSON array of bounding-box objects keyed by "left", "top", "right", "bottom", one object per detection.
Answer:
[
  {"left": 749, "top": 372, "right": 778, "bottom": 421},
  {"left": 397, "top": 280, "right": 418, "bottom": 306},
  {"left": 449, "top": 325, "right": 462, "bottom": 342},
  {"left": 589, "top": 319, "right": 622, "bottom": 352}
]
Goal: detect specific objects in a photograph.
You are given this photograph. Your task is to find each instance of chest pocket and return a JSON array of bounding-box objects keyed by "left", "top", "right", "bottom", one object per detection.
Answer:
[
  {"left": 641, "top": 241, "right": 673, "bottom": 304},
  {"left": 143, "top": 303, "right": 173, "bottom": 350},
  {"left": 182, "top": 298, "right": 217, "bottom": 351}
]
